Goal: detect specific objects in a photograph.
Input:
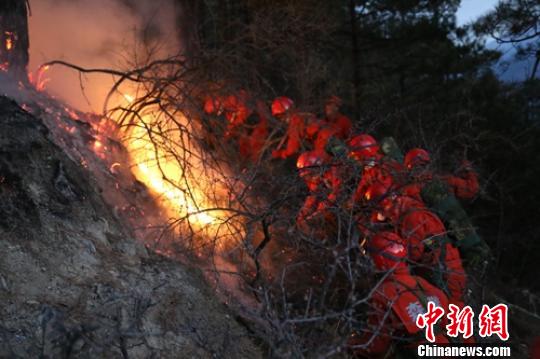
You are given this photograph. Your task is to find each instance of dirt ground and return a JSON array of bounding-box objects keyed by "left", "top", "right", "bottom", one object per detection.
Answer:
[{"left": 0, "top": 96, "right": 261, "bottom": 358}]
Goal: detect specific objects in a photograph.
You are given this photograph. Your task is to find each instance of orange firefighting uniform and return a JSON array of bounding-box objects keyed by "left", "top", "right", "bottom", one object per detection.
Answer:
[
  {"left": 379, "top": 195, "right": 467, "bottom": 307},
  {"left": 350, "top": 268, "right": 451, "bottom": 357},
  {"left": 238, "top": 100, "right": 269, "bottom": 162},
  {"left": 272, "top": 112, "right": 309, "bottom": 159},
  {"left": 296, "top": 150, "right": 342, "bottom": 225},
  {"left": 297, "top": 165, "right": 341, "bottom": 225},
  {"left": 204, "top": 92, "right": 268, "bottom": 162},
  {"left": 351, "top": 157, "right": 404, "bottom": 204},
  {"left": 308, "top": 114, "right": 353, "bottom": 154},
  {"left": 404, "top": 162, "right": 480, "bottom": 202}
]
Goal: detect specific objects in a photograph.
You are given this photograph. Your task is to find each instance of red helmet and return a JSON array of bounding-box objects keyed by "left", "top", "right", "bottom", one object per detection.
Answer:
[
  {"left": 400, "top": 210, "right": 445, "bottom": 261},
  {"left": 379, "top": 194, "right": 425, "bottom": 224},
  {"left": 368, "top": 232, "right": 407, "bottom": 271},
  {"left": 404, "top": 148, "right": 431, "bottom": 170},
  {"left": 297, "top": 151, "right": 328, "bottom": 189},
  {"left": 297, "top": 150, "right": 327, "bottom": 170},
  {"left": 272, "top": 96, "right": 294, "bottom": 117},
  {"left": 326, "top": 95, "right": 343, "bottom": 107},
  {"left": 348, "top": 134, "right": 380, "bottom": 162}
]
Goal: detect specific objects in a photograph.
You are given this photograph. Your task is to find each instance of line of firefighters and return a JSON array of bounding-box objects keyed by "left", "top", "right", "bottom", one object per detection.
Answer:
[{"left": 203, "top": 92, "right": 491, "bottom": 356}]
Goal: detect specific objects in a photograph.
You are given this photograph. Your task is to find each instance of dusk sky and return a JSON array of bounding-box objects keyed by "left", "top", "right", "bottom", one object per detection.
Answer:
[{"left": 456, "top": 0, "right": 499, "bottom": 26}]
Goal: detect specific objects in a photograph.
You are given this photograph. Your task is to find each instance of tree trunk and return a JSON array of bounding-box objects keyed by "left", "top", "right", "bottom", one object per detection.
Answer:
[
  {"left": 0, "top": 0, "right": 29, "bottom": 81},
  {"left": 348, "top": 0, "right": 361, "bottom": 121},
  {"left": 175, "top": 0, "right": 202, "bottom": 65},
  {"left": 529, "top": 50, "right": 540, "bottom": 81}
]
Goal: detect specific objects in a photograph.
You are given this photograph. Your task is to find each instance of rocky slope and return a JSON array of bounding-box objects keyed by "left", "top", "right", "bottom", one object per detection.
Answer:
[{"left": 0, "top": 96, "right": 260, "bottom": 358}]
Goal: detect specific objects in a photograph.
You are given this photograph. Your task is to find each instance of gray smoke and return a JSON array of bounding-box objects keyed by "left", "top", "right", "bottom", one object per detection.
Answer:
[{"left": 28, "top": 0, "right": 179, "bottom": 112}]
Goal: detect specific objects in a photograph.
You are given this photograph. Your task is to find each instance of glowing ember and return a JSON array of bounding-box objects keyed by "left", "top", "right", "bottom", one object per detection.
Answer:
[
  {"left": 64, "top": 107, "right": 80, "bottom": 120},
  {"left": 30, "top": 65, "right": 51, "bottom": 91},
  {"left": 5, "top": 32, "right": 14, "bottom": 51},
  {"left": 110, "top": 162, "right": 121, "bottom": 174}
]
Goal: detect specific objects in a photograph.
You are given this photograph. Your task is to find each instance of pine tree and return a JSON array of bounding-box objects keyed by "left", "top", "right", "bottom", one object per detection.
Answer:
[{"left": 475, "top": 0, "right": 540, "bottom": 80}]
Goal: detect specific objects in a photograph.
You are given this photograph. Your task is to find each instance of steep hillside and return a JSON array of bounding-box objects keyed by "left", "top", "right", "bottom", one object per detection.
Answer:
[{"left": 0, "top": 96, "right": 260, "bottom": 358}]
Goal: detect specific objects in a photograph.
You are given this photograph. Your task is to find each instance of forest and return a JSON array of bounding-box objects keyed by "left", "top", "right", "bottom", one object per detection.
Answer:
[{"left": 0, "top": 0, "right": 539, "bottom": 358}]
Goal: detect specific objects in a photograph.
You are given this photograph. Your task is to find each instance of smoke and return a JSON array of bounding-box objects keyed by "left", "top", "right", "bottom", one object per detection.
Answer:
[{"left": 28, "top": 0, "right": 179, "bottom": 112}]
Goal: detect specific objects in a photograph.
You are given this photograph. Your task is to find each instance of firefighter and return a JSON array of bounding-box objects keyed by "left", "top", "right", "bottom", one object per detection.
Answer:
[
  {"left": 296, "top": 150, "right": 341, "bottom": 227},
  {"left": 324, "top": 96, "right": 353, "bottom": 139},
  {"left": 0, "top": 0, "right": 29, "bottom": 81},
  {"left": 403, "top": 148, "right": 490, "bottom": 264},
  {"left": 203, "top": 90, "right": 269, "bottom": 162},
  {"left": 349, "top": 231, "right": 451, "bottom": 357},
  {"left": 348, "top": 134, "right": 384, "bottom": 206},
  {"left": 203, "top": 90, "right": 252, "bottom": 138},
  {"left": 400, "top": 208, "right": 467, "bottom": 307},
  {"left": 376, "top": 194, "right": 467, "bottom": 307},
  {"left": 222, "top": 90, "right": 252, "bottom": 138},
  {"left": 238, "top": 99, "right": 269, "bottom": 162},
  {"left": 404, "top": 148, "right": 479, "bottom": 200},
  {"left": 348, "top": 134, "right": 405, "bottom": 206},
  {"left": 223, "top": 91, "right": 252, "bottom": 138},
  {"left": 271, "top": 96, "right": 314, "bottom": 159},
  {"left": 308, "top": 96, "right": 353, "bottom": 155},
  {"left": 203, "top": 94, "right": 224, "bottom": 116},
  {"left": 348, "top": 134, "right": 381, "bottom": 165}
]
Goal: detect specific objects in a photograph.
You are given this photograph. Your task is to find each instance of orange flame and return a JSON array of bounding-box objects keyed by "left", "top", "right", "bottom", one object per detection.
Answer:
[
  {"left": 115, "top": 93, "right": 234, "bottom": 236},
  {"left": 30, "top": 65, "right": 51, "bottom": 91},
  {"left": 5, "top": 32, "right": 14, "bottom": 51},
  {"left": 128, "top": 115, "right": 219, "bottom": 227}
]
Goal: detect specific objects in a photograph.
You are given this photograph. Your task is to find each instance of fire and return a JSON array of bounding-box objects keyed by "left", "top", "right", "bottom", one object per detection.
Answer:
[
  {"left": 115, "top": 92, "right": 233, "bottom": 237},
  {"left": 64, "top": 106, "right": 80, "bottom": 120},
  {"left": 25, "top": 59, "right": 240, "bottom": 252},
  {"left": 126, "top": 113, "right": 220, "bottom": 227},
  {"left": 5, "top": 32, "right": 13, "bottom": 51},
  {"left": 110, "top": 162, "right": 121, "bottom": 174},
  {"left": 29, "top": 65, "right": 51, "bottom": 91}
]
